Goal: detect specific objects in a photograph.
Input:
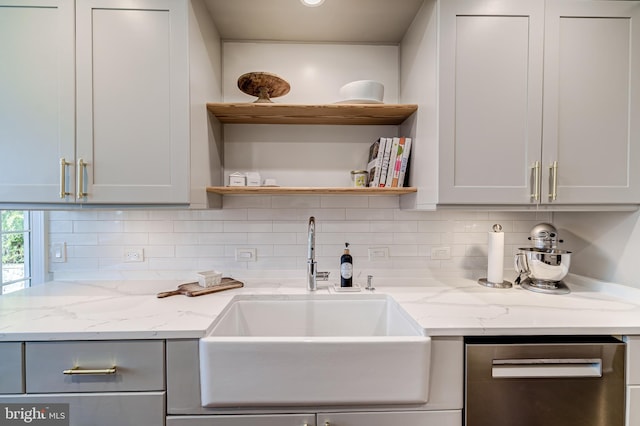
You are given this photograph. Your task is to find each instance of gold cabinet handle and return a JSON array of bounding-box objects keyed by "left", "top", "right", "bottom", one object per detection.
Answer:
[
  {"left": 76, "top": 158, "right": 88, "bottom": 199},
  {"left": 531, "top": 161, "right": 541, "bottom": 201},
  {"left": 59, "top": 158, "right": 72, "bottom": 199},
  {"left": 549, "top": 161, "right": 558, "bottom": 201},
  {"left": 63, "top": 366, "right": 116, "bottom": 375}
]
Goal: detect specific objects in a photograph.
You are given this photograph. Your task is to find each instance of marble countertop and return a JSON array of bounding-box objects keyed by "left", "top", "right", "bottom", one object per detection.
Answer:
[{"left": 2, "top": 274, "right": 640, "bottom": 341}]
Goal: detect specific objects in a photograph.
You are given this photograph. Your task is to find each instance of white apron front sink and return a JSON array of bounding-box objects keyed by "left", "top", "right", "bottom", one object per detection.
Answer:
[{"left": 199, "top": 294, "right": 431, "bottom": 407}]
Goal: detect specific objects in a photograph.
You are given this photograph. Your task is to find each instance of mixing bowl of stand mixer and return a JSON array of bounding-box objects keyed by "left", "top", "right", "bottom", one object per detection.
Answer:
[{"left": 514, "top": 223, "right": 572, "bottom": 294}]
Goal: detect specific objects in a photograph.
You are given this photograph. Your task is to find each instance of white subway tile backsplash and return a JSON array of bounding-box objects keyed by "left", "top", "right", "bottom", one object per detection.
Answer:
[
  {"left": 97, "top": 233, "right": 149, "bottom": 246},
  {"left": 46, "top": 199, "right": 539, "bottom": 280},
  {"left": 74, "top": 220, "right": 124, "bottom": 233},
  {"left": 320, "top": 195, "right": 369, "bottom": 208},
  {"left": 173, "top": 220, "right": 224, "bottom": 233},
  {"left": 345, "top": 208, "right": 394, "bottom": 221},
  {"left": 123, "top": 221, "right": 173, "bottom": 233}
]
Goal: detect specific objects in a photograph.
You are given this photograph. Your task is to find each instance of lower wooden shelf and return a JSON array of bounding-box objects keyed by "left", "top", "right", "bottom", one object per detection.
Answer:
[{"left": 206, "top": 186, "right": 417, "bottom": 195}]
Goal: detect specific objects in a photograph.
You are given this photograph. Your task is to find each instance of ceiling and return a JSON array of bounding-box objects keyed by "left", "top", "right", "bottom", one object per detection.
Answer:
[{"left": 202, "top": 0, "right": 426, "bottom": 44}]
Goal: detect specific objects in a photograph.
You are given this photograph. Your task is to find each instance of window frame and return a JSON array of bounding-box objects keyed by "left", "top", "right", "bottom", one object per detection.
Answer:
[{"left": 0, "top": 210, "right": 46, "bottom": 294}]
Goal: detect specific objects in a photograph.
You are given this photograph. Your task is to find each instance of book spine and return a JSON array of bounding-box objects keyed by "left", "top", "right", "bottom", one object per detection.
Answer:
[
  {"left": 391, "top": 137, "right": 406, "bottom": 187},
  {"left": 366, "top": 138, "right": 383, "bottom": 187},
  {"left": 383, "top": 137, "right": 400, "bottom": 187},
  {"left": 378, "top": 137, "right": 393, "bottom": 187},
  {"left": 373, "top": 137, "right": 387, "bottom": 187},
  {"left": 397, "top": 137, "right": 412, "bottom": 187}
]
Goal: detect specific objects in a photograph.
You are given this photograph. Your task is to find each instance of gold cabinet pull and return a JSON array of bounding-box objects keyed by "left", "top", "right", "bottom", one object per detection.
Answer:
[
  {"left": 59, "top": 158, "right": 72, "bottom": 199},
  {"left": 63, "top": 366, "right": 116, "bottom": 375},
  {"left": 531, "top": 161, "right": 541, "bottom": 201},
  {"left": 549, "top": 161, "right": 558, "bottom": 201},
  {"left": 76, "top": 158, "right": 88, "bottom": 199}
]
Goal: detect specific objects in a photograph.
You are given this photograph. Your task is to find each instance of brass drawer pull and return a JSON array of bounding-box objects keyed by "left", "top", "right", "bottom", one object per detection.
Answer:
[
  {"left": 77, "top": 158, "right": 88, "bottom": 199},
  {"left": 549, "top": 160, "right": 558, "bottom": 201},
  {"left": 531, "top": 161, "right": 541, "bottom": 201},
  {"left": 63, "top": 366, "right": 117, "bottom": 375},
  {"left": 59, "top": 158, "right": 72, "bottom": 198}
]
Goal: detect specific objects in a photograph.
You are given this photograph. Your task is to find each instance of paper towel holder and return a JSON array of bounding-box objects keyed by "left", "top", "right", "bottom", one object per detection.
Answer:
[{"left": 478, "top": 223, "right": 513, "bottom": 289}]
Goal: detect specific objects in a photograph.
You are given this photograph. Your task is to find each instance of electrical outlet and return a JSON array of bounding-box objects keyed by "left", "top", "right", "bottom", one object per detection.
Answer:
[
  {"left": 368, "top": 247, "right": 390, "bottom": 261},
  {"left": 431, "top": 246, "right": 451, "bottom": 260},
  {"left": 124, "top": 248, "right": 144, "bottom": 262},
  {"left": 50, "top": 243, "right": 67, "bottom": 263},
  {"left": 235, "top": 248, "right": 257, "bottom": 262}
]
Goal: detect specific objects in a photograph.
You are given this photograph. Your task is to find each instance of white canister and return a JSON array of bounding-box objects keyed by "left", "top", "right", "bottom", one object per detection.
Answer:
[{"left": 351, "top": 170, "right": 368, "bottom": 188}]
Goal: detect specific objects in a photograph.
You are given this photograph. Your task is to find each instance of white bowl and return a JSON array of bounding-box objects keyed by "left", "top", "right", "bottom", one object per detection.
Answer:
[{"left": 339, "top": 80, "right": 384, "bottom": 103}]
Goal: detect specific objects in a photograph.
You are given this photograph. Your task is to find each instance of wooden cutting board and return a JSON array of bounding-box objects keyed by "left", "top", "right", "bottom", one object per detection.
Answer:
[{"left": 156, "top": 277, "right": 243, "bottom": 298}]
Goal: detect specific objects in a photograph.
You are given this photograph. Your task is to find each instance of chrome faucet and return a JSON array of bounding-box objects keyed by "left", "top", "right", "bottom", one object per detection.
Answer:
[{"left": 307, "top": 216, "right": 329, "bottom": 291}]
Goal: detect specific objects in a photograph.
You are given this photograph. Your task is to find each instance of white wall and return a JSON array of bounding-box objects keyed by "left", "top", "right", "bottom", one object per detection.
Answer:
[
  {"left": 555, "top": 210, "right": 640, "bottom": 289},
  {"left": 48, "top": 202, "right": 550, "bottom": 283}
]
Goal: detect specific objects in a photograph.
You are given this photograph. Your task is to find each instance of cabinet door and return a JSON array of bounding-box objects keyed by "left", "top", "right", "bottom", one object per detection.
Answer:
[
  {"left": 0, "top": 343, "right": 23, "bottom": 394},
  {"left": 318, "top": 410, "right": 461, "bottom": 426},
  {"left": 542, "top": 0, "right": 640, "bottom": 204},
  {"left": 438, "top": 0, "right": 545, "bottom": 204},
  {"left": 166, "top": 414, "right": 316, "bottom": 426},
  {"left": 76, "top": 0, "right": 189, "bottom": 204},
  {"left": 0, "top": 392, "right": 164, "bottom": 426},
  {"left": 0, "top": 0, "right": 75, "bottom": 204},
  {"left": 629, "top": 386, "right": 640, "bottom": 426}
]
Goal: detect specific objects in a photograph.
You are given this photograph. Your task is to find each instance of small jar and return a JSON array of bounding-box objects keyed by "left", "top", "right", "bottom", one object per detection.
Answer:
[{"left": 351, "top": 170, "right": 368, "bottom": 188}]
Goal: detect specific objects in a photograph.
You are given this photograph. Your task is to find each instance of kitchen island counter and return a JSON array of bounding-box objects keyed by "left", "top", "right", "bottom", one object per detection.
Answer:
[{"left": 1, "top": 274, "right": 640, "bottom": 341}]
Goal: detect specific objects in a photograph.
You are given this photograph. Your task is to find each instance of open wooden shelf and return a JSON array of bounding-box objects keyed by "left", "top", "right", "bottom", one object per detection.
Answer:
[
  {"left": 206, "top": 186, "right": 417, "bottom": 195},
  {"left": 206, "top": 103, "right": 418, "bottom": 125}
]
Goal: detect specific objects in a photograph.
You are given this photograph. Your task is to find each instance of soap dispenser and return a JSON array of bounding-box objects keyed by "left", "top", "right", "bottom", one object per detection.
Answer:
[{"left": 340, "top": 243, "right": 353, "bottom": 287}]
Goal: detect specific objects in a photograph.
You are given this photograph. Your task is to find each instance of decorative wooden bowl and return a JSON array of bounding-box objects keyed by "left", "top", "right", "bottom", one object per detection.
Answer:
[{"left": 237, "top": 72, "right": 290, "bottom": 103}]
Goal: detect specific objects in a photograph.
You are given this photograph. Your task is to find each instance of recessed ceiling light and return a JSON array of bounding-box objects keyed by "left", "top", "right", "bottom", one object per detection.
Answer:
[{"left": 301, "top": 0, "right": 325, "bottom": 7}]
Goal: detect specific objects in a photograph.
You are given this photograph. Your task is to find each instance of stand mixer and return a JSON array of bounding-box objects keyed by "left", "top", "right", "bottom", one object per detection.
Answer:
[{"left": 514, "top": 223, "right": 572, "bottom": 294}]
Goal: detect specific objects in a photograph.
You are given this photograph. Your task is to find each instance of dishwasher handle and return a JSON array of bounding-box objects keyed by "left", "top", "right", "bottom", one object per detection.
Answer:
[{"left": 492, "top": 358, "right": 602, "bottom": 378}]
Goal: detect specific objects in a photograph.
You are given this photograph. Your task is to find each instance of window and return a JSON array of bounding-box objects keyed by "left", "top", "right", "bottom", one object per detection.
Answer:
[{"left": 1, "top": 211, "right": 45, "bottom": 294}]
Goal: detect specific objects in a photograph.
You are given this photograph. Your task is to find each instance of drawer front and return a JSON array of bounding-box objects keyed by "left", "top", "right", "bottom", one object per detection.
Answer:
[
  {"left": 25, "top": 340, "right": 164, "bottom": 393},
  {"left": 0, "top": 391, "right": 164, "bottom": 426},
  {"left": 628, "top": 336, "right": 640, "bottom": 385},
  {"left": 318, "top": 410, "right": 462, "bottom": 426},
  {"left": 166, "top": 414, "right": 316, "bottom": 426},
  {"left": 0, "top": 343, "right": 23, "bottom": 394},
  {"left": 629, "top": 386, "right": 640, "bottom": 426}
]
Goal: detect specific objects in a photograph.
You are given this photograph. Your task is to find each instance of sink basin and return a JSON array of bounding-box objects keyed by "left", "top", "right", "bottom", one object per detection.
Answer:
[{"left": 199, "top": 294, "right": 431, "bottom": 407}]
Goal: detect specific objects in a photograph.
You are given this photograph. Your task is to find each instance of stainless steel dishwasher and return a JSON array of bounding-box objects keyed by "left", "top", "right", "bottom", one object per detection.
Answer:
[{"left": 465, "top": 336, "right": 625, "bottom": 426}]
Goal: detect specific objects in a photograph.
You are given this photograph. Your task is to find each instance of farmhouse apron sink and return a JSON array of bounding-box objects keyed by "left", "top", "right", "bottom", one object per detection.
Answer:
[{"left": 199, "top": 294, "right": 431, "bottom": 407}]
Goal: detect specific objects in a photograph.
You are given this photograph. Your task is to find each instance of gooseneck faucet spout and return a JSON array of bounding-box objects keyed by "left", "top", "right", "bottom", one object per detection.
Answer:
[{"left": 307, "top": 216, "right": 317, "bottom": 291}]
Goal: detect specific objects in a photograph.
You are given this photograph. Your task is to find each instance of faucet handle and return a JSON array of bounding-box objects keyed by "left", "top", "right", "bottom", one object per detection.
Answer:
[{"left": 316, "top": 271, "right": 330, "bottom": 281}]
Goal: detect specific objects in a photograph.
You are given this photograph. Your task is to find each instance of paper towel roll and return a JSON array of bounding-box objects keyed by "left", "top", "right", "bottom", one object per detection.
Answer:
[{"left": 487, "top": 229, "right": 504, "bottom": 284}]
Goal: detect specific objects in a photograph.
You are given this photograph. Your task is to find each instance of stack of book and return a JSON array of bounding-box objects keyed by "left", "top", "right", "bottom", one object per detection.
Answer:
[{"left": 366, "top": 136, "right": 412, "bottom": 188}]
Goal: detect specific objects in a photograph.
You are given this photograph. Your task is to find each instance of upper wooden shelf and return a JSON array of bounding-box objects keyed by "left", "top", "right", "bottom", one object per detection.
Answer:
[
  {"left": 206, "top": 186, "right": 417, "bottom": 195},
  {"left": 206, "top": 103, "right": 418, "bottom": 125}
]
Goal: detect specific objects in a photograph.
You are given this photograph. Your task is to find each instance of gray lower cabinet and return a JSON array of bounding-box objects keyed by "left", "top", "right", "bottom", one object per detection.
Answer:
[
  {"left": 0, "top": 392, "right": 165, "bottom": 426},
  {"left": 318, "top": 410, "right": 461, "bottom": 426},
  {"left": 627, "top": 336, "right": 640, "bottom": 426},
  {"left": 25, "top": 340, "right": 164, "bottom": 393},
  {"left": 1, "top": 340, "right": 166, "bottom": 426},
  {"left": 166, "top": 411, "right": 460, "bottom": 426},
  {"left": 167, "top": 414, "right": 316, "bottom": 426},
  {"left": 0, "top": 342, "right": 23, "bottom": 394}
]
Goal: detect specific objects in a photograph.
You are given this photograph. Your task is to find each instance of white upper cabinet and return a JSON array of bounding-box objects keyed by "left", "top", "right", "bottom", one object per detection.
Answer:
[
  {"left": 542, "top": 0, "right": 640, "bottom": 204},
  {"left": 0, "top": 0, "right": 189, "bottom": 206},
  {"left": 0, "top": 0, "right": 75, "bottom": 204},
  {"left": 437, "top": 0, "right": 640, "bottom": 206},
  {"left": 76, "top": 0, "right": 189, "bottom": 204},
  {"left": 438, "top": 0, "right": 544, "bottom": 205}
]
